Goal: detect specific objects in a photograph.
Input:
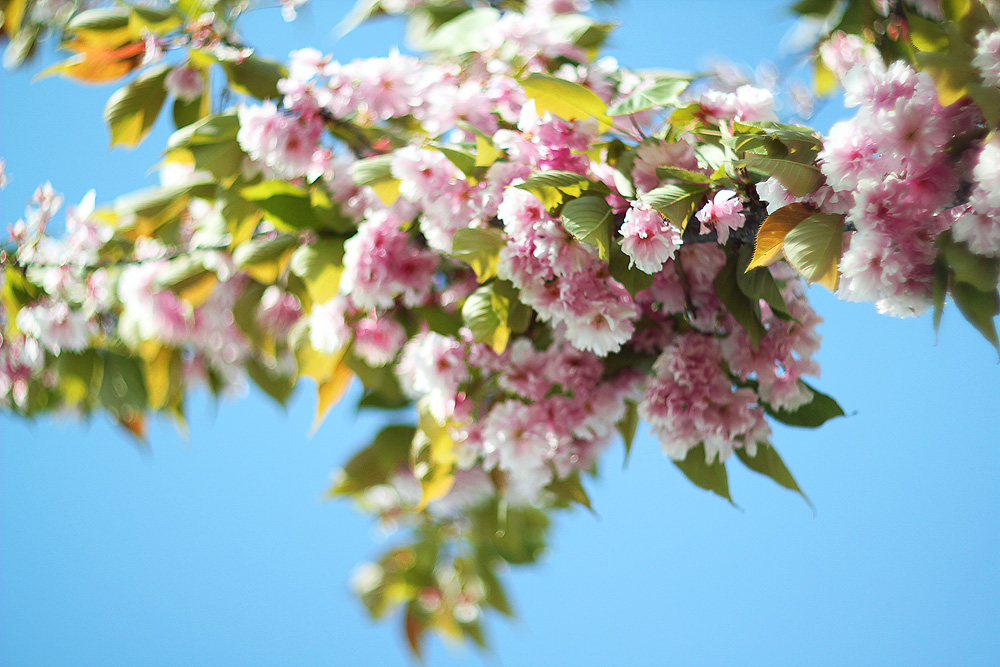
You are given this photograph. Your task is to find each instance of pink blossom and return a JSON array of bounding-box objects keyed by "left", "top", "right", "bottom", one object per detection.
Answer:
[
  {"left": 695, "top": 190, "right": 744, "bottom": 244},
  {"left": 165, "top": 66, "right": 204, "bottom": 103},
  {"left": 620, "top": 200, "right": 681, "bottom": 273}
]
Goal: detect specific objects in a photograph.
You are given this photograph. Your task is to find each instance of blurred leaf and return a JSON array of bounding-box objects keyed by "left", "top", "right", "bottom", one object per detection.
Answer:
[
  {"left": 414, "top": 404, "right": 459, "bottom": 509},
  {"left": 546, "top": 471, "right": 594, "bottom": 512},
  {"left": 515, "top": 171, "right": 593, "bottom": 210},
  {"left": 247, "top": 355, "right": 295, "bottom": 406},
  {"left": 450, "top": 227, "right": 505, "bottom": 283},
  {"left": 98, "top": 352, "right": 148, "bottom": 423},
  {"left": 608, "top": 76, "right": 690, "bottom": 116},
  {"left": 241, "top": 181, "right": 351, "bottom": 233},
  {"left": 290, "top": 239, "right": 346, "bottom": 303},
  {"left": 462, "top": 283, "right": 509, "bottom": 353},
  {"left": 313, "top": 353, "right": 353, "bottom": 434},
  {"left": 329, "top": 424, "right": 416, "bottom": 496},
  {"left": 616, "top": 399, "right": 640, "bottom": 465},
  {"left": 221, "top": 54, "right": 287, "bottom": 100},
  {"left": 521, "top": 73, "right": 612, "bottom": 131},
  {"left": 233, "top": 234, "right": 297, "bottom": 284}
]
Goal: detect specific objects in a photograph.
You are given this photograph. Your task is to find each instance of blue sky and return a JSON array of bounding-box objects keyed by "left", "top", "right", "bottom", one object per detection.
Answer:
[{"left": 2, "top": 1, "right": 999, "bottom": 665}]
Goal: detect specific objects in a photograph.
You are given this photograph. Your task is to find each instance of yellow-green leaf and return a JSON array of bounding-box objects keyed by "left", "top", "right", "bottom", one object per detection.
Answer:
[
  {"left": 521, "top": 73, "right": 612, "bottom": 132},
  {"left": 104, "top": 64, "right": 169, "bottom": 147},
  {"left": 747, "top": 202, "right": 814, "bottom": 270},
  {"left": 782, "top": 212, "right": 844, "bottom": 290}
]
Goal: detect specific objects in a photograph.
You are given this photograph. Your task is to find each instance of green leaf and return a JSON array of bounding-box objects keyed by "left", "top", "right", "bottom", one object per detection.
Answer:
[
  {"left": 247, "top": 355, "right": 295, "bottom": 406},
  {"left": 419, "top": 7, "right": 499, "bottom": 55},
  {"left": 609, "top": 240, "right": 655, "bottom": 297},
  {"left": 560, "top": 196, "right": 613, "bottom": 262},
  {"left": 905, "top": 8, "right": 949, "bottom": 52},
  {"left": 735, "top": 157, "right": 824, "bottom": 197},
  {"left": 240, "top": 181, "right": 350, "bottom": 233},
  {"left": 450, "top": 227, "right": 506, "bottom": 282},
  {"left": 933, "top": 257, "right": 948, "bottom": 336},
  {"left": 642, "top": 183, "right": 706, "bottom": 231},
  {"left": 98, "top": 352, "right": 148, "bottom": 421},
  {"left": 515, "top": 170, "right": 594, "bottom": 210},
  {"left": 782, "top": 213, "right": 844, "bottom": 291},
  {"left": 763, "top": 380, "right": 845, "bottom": 428},
  {"left": 654, "top": 166, "right": 714, "bottom": 185},
  {"left": 673, "top": 444, "right": 733, "bottom": 503},
  {"left": 938, "top": 231, "right": 1000, "bottom": 293},
  {"left": 233, "top": 234, "right": 297, "bottom": 284},
  {"left": 736, "top": 443, "right": 812, "bottom": 509},
  {"left": 736, "top": 244, "right": 792, "bottom": 320},
  {"left": 221, "top": 54, "right": 287, "bottom": 100},
  {"left": 714, "top": 251, "right": 766, "bottom": 348},
  {"left": 545, "top": 471, "right": 594, "bottom": 512},
  {"left": 616, "top": 399, "right": 639, "bottom": 465},
  {"left": 329, "top": 424, "right": 416, "bottom": 496},
  {"left": 166, "top": 111, "right": 243, "bottom": 181},
  {"left": 104, "top": 64, "right": 169, "bottom": 148},
  {"left": 462, "top": 284, "right": 509, "bottom": 352},
  {"left": 430, "top": 144, "right": 476, "bottom": 178},
  {"left": 521, "top": 73, "right": 612, "bottom": 131},
  {"left": 290, "top": 239, "right": 346, "bottom": 304},
  {"left": 790, "top": 0, "right": 839, "bottom": 16},
  {"left": 470, "top": 501, "right": 550, "bottom": 565},
  {"left": 951, "top": 281, "right": 1000, "bottom": 354},
  {"left": 607, "top": 76, "right": 690, "bottom": 116}
]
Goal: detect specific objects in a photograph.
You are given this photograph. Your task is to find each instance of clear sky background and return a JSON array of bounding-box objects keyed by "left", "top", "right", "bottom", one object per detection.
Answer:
[{"left": 1, "top": 1, "right": 998, "bottom": 665}]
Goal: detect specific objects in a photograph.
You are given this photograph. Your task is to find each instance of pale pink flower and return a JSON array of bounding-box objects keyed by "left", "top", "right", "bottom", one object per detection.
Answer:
[
  {"left": 695, "top": 190, "right": 744, "bottom": 244},
  {"left": 620, "top": 201, "right": 681, "bottom": 273},
  {"left": 165, "top": 66, "right": 204, "bottom": 103}
]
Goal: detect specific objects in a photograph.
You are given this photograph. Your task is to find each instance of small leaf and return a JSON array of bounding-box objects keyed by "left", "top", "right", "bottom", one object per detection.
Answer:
[
  {"left": 607, "top": 76, "right": 690, "bottom": 116},
  {"left": 545, "top": 471, "right": 594, "bottom": 512},
  {"left": 736, "top": 244, "right": 792, "bottom": 320},
  {"left": 932, "top": 257, "right": 948, "bottom": 336},
  {"left": 450, "top": 227, "right": 506, "bottom": 282},
  {"left": 654, "top": 166, "right": 714, "bottom": 185},
  {"left": 747, "top": 202, "right": 814, "bottom": 270},
  {"left": 609, "top": 241, "right": 654, "bottom": 297},
  {"left": 233, "top": 235, "right": 297, "bottom": 284},
  {"left": 763, "top": 380, "right": 845, "bottom": 428},
  {"left": 715, "top": 252, "right": 766, "bottom": 348},
  {"left": 221, "top": 54, "right": 287, "bottom": 100},
  {"left": 736, "top": 443, "right": 812, "bottom": 509},
  {"left": 560, "top": 195, "right": 612, "bottom": 261},
  {"left": 312, "top": 354, "right": 353, "bottom": 434},
  {"left": 329, "top": 424, "right": 415, "bottom": 496},
  {"left": 782, "top": 213, "right": 844, "bottom": 290},
  {"left": 642, "top": 183, "right": 706, "bottom": 231},
  {"left": 616, "top": 399, "right": 639, "bottom": 465},
  {"left": 290, "top": 239, "right": 346, "bottom": 304},
  {"left": 673, "top": 444, "right": 733, "bottom": 503},
  {"left": 951, "top": 281, "right": 1000, "bottom": 354},
  {"left": 515, "top": 170, "right": 593, "bottom": 210},
  {"left": 413, "top": 403, "right": 459, "bottom": 509},
  {"left": 521, "top": 72, "right": 612, "bottom": 131}
]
